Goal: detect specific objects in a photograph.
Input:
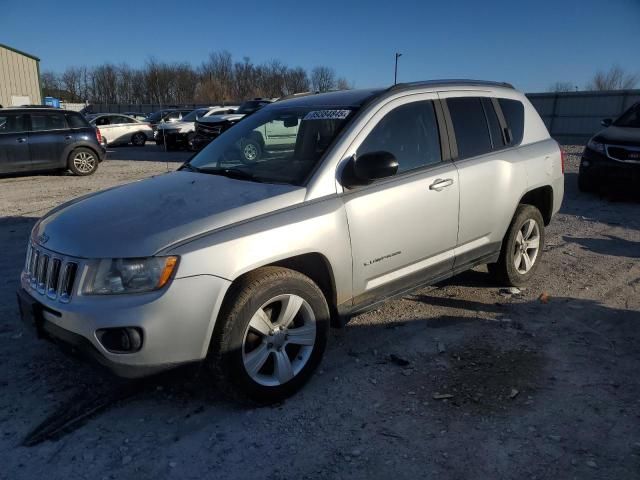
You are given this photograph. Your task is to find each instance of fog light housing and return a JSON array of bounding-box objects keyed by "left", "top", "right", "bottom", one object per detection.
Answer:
[{"left": 96, "top": 327, "right": 143, "bottom": 353}]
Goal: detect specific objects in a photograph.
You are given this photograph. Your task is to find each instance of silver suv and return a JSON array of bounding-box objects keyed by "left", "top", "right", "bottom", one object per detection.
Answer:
[{"left": 18, "top": 80, "right": 564, "bottom": 403}]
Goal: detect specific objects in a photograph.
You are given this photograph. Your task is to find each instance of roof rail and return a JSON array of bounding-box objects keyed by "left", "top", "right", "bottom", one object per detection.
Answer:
[{"left": 388, "top": 79, "right": 515, "bottom": 92}]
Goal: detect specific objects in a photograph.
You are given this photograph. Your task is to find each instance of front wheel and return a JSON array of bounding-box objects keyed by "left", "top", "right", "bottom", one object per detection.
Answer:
[
  {"left": 488, "top": 204, "right": 545, "bottom": 287},
  {"left": 68, "top": 148, "right": 99, "bottom": 176},
  {"left": 208, "top": 267, "right": 329, "bottom": 404},
  {"left": 239, "top": 139, "right": 262, "bottom": 164}
]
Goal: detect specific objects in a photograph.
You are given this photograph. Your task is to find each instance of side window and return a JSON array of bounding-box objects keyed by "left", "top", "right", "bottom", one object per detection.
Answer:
[
  {"left": 0, "top": 113, "right": 28, "bottom": 133},
  {"left": 94, "top": 116, "right": 110, "bottom": 126},
  {"left": 357, "top": 101, "right": 442, "bottom": 173},
  {"left": 497, "top": 99, "right": 525, "bottom": 145},
  {"left": 30, "top": 113, "right": 67, "bottom": 131},
  {"left": 65, "top": 113, "right": 89, "bottom": 129},
  {"left": 481, "top": 98, "right": 506, "bottom": 149},
  {"left": 447, "top": 97, "right": 492, "bottom": 159},
  {"left": 165, "top": 111, "right": 181, "bottom": 121}
]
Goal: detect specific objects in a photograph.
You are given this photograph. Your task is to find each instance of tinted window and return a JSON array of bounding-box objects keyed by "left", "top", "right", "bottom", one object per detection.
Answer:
[
  {"left": 0, "top": 113, "right": 28, "bottom": 133},
  {"left": 498, "top": 99, "right": 525, "bottom": 145},
  {"left": 30, "top": 113, "right": 67, "bottom": 131},
  {"left": 65, "top": 113, "right": 89, "bottom": 129},
  {"left": 94, "top": 116, "right": 110, "bottom": 126},
  {"left": 481, "top": 98, "right": 506, "bottom": 149},
  {"left": 614, "top": 103, "right": 640, "bottom": 128},
  {"left": 109, "top": 115, "right": 133, "bottom": 124},
  {"left": 358, "top": 101, "right": 442, "bottom": 173},
  {"left": 447, "top": 97, "right": 492, "bottom": 159}
]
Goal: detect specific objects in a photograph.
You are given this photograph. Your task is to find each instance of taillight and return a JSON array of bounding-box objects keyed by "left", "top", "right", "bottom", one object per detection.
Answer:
[
  {"left": 560, "top": 148, "right": 565, "bottom": 174},
  {"left": 95, "top": 128, "right": 102, "bottom": 144}
]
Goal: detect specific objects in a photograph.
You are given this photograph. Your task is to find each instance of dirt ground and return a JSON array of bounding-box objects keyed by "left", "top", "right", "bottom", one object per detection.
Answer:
[{"left": 0, "top": 145, "right": 639, "bottom": 480}]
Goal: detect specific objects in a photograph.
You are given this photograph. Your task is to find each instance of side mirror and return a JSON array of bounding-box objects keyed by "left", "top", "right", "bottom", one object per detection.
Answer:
[
  {"left": 342, "top": 151, "right": 398, "bottom": 187},
  {"left": 601, "top": 118, "right": 613, "bottom": 127}
]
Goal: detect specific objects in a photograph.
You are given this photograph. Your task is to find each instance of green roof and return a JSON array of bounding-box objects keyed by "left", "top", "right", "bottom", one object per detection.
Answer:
[{"left": 0, "top": 43, "right": 40, "bottom": 62}]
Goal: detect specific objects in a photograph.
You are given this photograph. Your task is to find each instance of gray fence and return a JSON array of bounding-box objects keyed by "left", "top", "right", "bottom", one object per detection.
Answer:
[{"left": 526, "top": 90, "right": 640, "bottom": 145}]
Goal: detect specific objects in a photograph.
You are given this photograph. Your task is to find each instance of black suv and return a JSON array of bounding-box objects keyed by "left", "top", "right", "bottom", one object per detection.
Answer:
[
  {"left": 0, "top": 108, "right": 105, "bottom": 176},
  {"left": 579, "top": 102, "right": 640, "bottom": 191}
]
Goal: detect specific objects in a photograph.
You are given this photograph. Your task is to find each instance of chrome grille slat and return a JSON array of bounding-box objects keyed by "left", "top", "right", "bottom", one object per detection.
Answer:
[{"left": 24, "top": 243, "right": 80, "bottom": 303}]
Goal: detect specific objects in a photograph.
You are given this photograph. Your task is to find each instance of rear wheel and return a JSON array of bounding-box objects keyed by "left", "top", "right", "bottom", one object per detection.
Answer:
[
  {"left": 131, "top": 132, "right": 147, "bottom": 146},
  {"left": 68, "top": 148, "right": 99, "bottom": 176},
  {"left": 208, "top": 267, "right": 329, "bottom": 404},
  {"left": 488, "top": 204, "right": 545, "bottom": 287}
]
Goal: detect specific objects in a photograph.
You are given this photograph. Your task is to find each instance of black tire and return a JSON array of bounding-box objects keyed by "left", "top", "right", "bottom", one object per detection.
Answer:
[
  {"left": 488, "top": 204, "right": 545, "bottom": 287},
  {"left": 578, "top": 170, "right": 596, "bottom": 193},
  {"left": 67, "top": 147, "right": 99, "bottom": 176},
  {"left": 208, "top": 267, "right": 329, "bottom": 404},
  {"left": 131, "top": 132, "right": 147, "bottom": 146},
  {"left": 239, "top": 139, "right": 262, "bottom": 164}
]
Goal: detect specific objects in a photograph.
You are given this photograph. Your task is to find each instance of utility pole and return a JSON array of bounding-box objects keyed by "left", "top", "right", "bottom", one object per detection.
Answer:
[{"left": 394, "top": 52, "right": 403, "bottom": 85}]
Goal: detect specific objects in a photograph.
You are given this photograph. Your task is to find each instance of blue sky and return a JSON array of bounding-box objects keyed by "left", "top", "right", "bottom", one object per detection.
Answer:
[{"left": 1, "top": 0, "right": 639, "bottom": 92}]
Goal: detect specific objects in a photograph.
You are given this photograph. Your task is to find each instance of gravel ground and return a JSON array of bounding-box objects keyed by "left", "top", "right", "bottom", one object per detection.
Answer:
[{"left": 1, "top": 145, "right": 639, "bottom": 480}]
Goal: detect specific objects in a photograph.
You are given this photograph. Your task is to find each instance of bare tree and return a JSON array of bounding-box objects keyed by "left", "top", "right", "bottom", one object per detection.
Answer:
[
  {"left": 586, "top": 66, "right": 639, "bottom": 91},
  {"left": 311, "top": 66, "right": 336, "bottom": 92},
  {"left": 336, "top": 77, "right": 351, "bottom": 90},
  {"left": 547, "top": 81, "right": 576, "bottom": 93},
  {"left": 285, "top": 67, "right": 310, "bottom": 94}
]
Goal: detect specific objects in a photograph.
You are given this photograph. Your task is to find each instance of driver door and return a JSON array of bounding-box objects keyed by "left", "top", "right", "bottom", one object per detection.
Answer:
[{"left": 341, "top": 95, "right": 460, "bottom": 308}]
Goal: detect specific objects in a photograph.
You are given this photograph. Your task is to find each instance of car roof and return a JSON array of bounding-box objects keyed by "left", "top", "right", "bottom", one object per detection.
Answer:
[
  {"left": 0, "top": 107, "right": 80, "bottom": 114},
  {"left": 274, "top": 79, "right": 516, "bottom": 109}
]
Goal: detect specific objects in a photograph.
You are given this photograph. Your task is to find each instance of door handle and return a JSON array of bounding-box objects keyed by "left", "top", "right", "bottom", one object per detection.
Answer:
[
  {"left": 16, "top": 137, "right": 27, "bottom": 143},
  {"left": 429, "top": 178, "right": 454, "bottom": 191}
]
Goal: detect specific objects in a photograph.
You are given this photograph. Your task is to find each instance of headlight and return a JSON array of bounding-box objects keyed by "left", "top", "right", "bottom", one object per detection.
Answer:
[
  {"left": 587, "top": 138, "right": 605, "bottom": 153},
  {"left": 83, "top": 256, "right": 178, "bottom": 295}
]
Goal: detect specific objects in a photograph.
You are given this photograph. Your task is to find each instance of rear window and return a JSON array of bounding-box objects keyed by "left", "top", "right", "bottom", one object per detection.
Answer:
[
  {"left": 447, "top": 97, "right": 492, "bottom": 159},
  {"left": 65, "top": 113, "right": 89, "bottom": 129},
  {"left": 30, "top": 113, "right": 67, "bottom": 131},
  {"left": 498, "top": 99, "right": 525, "bottom": 145}
]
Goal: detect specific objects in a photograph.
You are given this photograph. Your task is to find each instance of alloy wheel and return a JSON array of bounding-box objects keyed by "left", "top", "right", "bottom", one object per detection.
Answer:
[
  {"left": 73, "top": 152, "right": 96, "bottom": 173},
  {"left": 243, "top": 143, "right": 258, "bottom": 161},
  {"left": 242, "top": 294, "right": 316, "bottom": 387},
  {"left": 513, "top": 219, "right": 540, "bottom": 274}
]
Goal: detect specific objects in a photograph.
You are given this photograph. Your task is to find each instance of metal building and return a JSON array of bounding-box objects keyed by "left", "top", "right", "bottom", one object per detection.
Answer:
[{"left": 0, "top": 43, "right": 41, "bottom": 108}]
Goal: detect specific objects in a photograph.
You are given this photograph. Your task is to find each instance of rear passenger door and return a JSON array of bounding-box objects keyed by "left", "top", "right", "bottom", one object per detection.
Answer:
[
  {"left": 0, "top": 112, "right": 30, "bottom": 173},
  {"left": 439, "top": 93, "right": 528, "bottom": 268},
  {"left": 342, "top": 95, "right": 460, "bottom": 307},
  {"left": 28, "top": 112, "right": 70, "bottom": 170}
]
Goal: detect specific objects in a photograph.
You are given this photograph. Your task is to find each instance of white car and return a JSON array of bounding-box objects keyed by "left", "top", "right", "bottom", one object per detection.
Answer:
[
  {"left": 155, "top": 106, "right": 237, "bottom": 150},
  {"left": 89, "top": 114, "right": 154, "bottom": 147}
]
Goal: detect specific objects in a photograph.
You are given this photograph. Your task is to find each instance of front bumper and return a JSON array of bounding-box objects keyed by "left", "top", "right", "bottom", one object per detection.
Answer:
[
  {"left": 18, "top": 272, "right": 231, "bottom": 378},
  {"left": 581, "top": 147, "right": 640, "bottom": 183}
]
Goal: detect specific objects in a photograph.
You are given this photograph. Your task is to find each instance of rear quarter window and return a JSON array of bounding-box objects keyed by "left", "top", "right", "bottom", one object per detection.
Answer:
[
  {"left": 65, "top": 113, "right": 90, "bottom": 129},
  {"left": 498, "top": 99, "right": 525, "bottom": 145},
  {"left": 447, "top": 97, "right": 493, "bottom": 160}
]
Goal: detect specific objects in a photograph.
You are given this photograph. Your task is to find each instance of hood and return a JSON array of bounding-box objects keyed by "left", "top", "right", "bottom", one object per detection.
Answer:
[
  {"left": 593, "top": 126, "right": 640, "bottom": 146},
  {"left": 34, "top": 172, "right": 305, "bottom": 258},
  {"left": 198, "top": 113, "right": 245, "bottom": 124}
]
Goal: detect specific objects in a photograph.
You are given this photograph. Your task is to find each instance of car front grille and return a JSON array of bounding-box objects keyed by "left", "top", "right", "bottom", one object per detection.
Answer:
[
  {"left": 607, "top": 145, "right": 640, "bottom": 163},
  {"left": 196, "top": 122, "right": 223, "bottom": 137},
  {"left": 24, "top": 244, "right": 80, "bottom": 303}
]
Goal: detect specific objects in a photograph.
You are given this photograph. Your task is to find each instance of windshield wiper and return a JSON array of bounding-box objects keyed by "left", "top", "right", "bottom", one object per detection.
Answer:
[
  {"left": 189, "top": 166, "right": 264, "bottom": 182},
  {"left": 180, "top": 163, "right": 200, "bottom": 172}
]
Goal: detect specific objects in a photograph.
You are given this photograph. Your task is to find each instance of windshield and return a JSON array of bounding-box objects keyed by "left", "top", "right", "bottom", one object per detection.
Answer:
[
  {"left": 186, "top": 106, "right": 355, "bottom": 185},
  {"left": 181, "top": 109, "right": 208, "bottom": 122},
  {"left": 614, "top": 103, "right": 640, "bottom": 128}
]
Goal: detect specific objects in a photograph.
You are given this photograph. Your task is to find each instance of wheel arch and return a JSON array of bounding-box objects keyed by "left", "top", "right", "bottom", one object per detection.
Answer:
[
  {"left": 518, "top": 185, "right": 554, "bottom": 225},
  {"left": 221, "top": 252, "right": 339, "bottom": 327},
  {"left": 66, "top": 144, "right": 102, "bottom": 165}
]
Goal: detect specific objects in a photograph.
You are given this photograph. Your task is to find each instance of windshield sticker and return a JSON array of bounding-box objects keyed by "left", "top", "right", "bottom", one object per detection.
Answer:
[{"left": 303, "top": 110, "right": 351, "bottom": 121}]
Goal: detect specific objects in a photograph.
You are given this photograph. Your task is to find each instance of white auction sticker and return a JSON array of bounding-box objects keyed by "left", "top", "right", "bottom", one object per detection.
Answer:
[{"left": 303, "top": 110, "right": 351, "bottom": 121}]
